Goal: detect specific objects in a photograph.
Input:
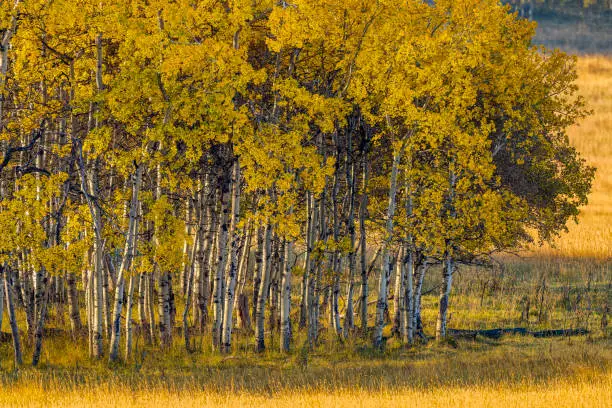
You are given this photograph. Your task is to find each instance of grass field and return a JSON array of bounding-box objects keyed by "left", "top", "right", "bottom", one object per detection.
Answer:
[
  {"left": 530, "top": 56, "right": 612, "bottom": 260},
  {"left": 1, "top": 28, "right": 611, "bottom": 408},
  {"left": 1, "top": 335, "right": 610, "bottom": 407}
]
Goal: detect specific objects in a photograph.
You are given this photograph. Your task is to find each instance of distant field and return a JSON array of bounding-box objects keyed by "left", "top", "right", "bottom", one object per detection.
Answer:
[
  {"left": 529, "top": 56, "right": 612, "bottom": 259},
  {"left": 533, "top": 9, "right": 612, "bottom": 55}
]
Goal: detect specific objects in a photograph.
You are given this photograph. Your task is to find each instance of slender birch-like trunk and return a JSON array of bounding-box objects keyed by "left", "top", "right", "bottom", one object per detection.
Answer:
[
  {"left": 32, "top": 272, "right": 49, "bottom": 366},
  {"left": 235, "top": 223, "right": 251, "bottom": 330},
  {"left": 307, "top": 196, "right": 319, "bottom": 347},
  {"left": 255, "top": 223, "right": 272, "bottom": 352},
  {"left": 75, "top": 144, "right": 104, "bottom": 358},
  {"left": 330, "top": 150, "right": 342, "bottom": 337},
  {"left": 299, "top": 192, "right": 313, "bottom": 329},
  {"left": 138, "top": 273, "right": 151, "bottom": 344},
  {"left": 124, "top": 274, "right": 136, "bottom": 360},
  {"left": 401, "top": 245, "right": 414, "bottom": 344},
  {"left": 102, "top": 259, "right": 111, "bottom": 338},
  {"left": 180, "top": 201, "right": 192, "bottom": 296},
  {"left": 196, "top": 189, "right": 216, "bottom": 331},
  {"left": 252, "top": 227, "right": 263, "bottom": 324},
  {"left": 344, "top": 154, "right": 357, "bottom": 335},
  {"left": 183, "top": 227, "right": 200, "bottom": 351},
  {"left": 373, "top": 141, "right": 406, "bottom": 348},
  {"left": 221, "top": 159, "right": 241, "bottom": 352},
  {"left": 153, "top": 155, "right": 172, "bottom": 348},
  {"left": 146, "top": 274, "right": 156, "bottom": 343},
  {"left": 4, "top": 270, "right": 23, "bottom": 366},
  {"left": 412, "top": 259, "right": 428, "bottom": 340},
  {"left": 280, "top": 239, "right": 293, "bottom": 352},
  {"left": 213, "top": 159, "right": 231, "bottom": 350},
  {"left": 109, "top": 166, "right": 142, "bottom": 362},
  {"left": 392, "top": 246, "right": 405, "bottom": 336},
  {"left": 157, "top": 270, "right": 171, "bottom": 347},
  {"left": 66, "top": 272, "right": 82, "bottom": 337},
  {"left": 359, "top": 156, "right": 369, "bottom": 334},
  {"left": 20, "top": 261, "right": 34, "bottom": 336},
  {"left": 92, "top": 220, "right": 105, "bottom": 357},
  {"left": 269, "top": 238, "right": 281, "bottom": 334},
  {"left": 401, "top": 172, "right": 415, "bottom": 344},
  {"left": 436, "top": 167, "right": 456, "bottom": 340},
  {"left": 436, "top": 252, "right": 454, "bottom": 340}
]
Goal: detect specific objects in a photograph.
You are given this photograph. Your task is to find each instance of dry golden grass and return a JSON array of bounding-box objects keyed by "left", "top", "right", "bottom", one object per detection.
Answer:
[
  {"left": 1, "top": 377, "right": 610, "bottom": 408},
  {"left": 532, "top": 56, "right": 612, "bottom": 259},
  {"left": 1, "top": 336, "right": 610, "bottom": 408}
]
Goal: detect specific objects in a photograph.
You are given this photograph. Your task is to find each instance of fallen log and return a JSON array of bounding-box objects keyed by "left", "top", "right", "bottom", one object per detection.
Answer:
[
  {"left": 447, "top": 327, "right": 587, "bottom": 340},
  {"left": 531, "top": 328, "right": 589, "bottom": 338}
]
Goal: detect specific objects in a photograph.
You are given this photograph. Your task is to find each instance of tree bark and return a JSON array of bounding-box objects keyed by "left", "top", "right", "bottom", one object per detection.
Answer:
[
  {"left": 213, "top": 159, "right": 231, "bottom": 350},
  {"left": 138, "top": 273, "right": 151, "bottom": 345},
  {"left": 4, "top": 269, "right": 23, "bottom": 366},
  {"left": 66, "top": 272, "right": 82, "bottom": 338},
  {"left": 392, "top": 246, "right": 405, "bottom": 336},
  {"left": 124, "top": 274, "right": 136, "bottom": 360},
  {"left": 299, "top": 192, "right": 313, "bottom": 330},
  {"left": 436, "top": 251, "right": 454, "bottom": 340},
  {"left": 412, "top": 259, "right": 428, "bottom": 340},
  {"left": 109, "top": 166, "right": 142, "bottom": 362},
  {"left": 235, "top": 223, "right": 251, "bottom": 330},
  {"left": 255, "top": 223, "right": 272, "bottom": 352},
  {"left": 436, "top": 167, "right": 456, "bottom": 340},
  {"left": 373, "top": 142, "right": 405, "bottom": 348},
  {"left": 32, "top": 272, "right": 49, "bottom": 366},
  {"left": 344, "top": 154, "right": 357, "bottom": 335},
  {"left": 280, "top": 240, "right": 293, "bottom": 352},
  {"left": 359, "top": 156, "right": 369, "bottom": 335},
  {"left": 221, "top": 159, "right": 241, "bottom": 352}
]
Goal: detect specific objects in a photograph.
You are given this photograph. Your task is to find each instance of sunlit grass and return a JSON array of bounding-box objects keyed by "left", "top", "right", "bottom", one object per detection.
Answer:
[
  {"left": 0, "top": 335, "right": 610, "bottom": 407},
  {"left": 531, "top": 56, "right": 612, "bottom": 259}
]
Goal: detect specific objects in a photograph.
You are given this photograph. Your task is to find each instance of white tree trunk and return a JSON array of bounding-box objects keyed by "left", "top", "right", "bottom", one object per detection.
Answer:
[
  {"left": 436, "top": 168, "right": 456, "bottom": 340},
  {"left": 66, "top": 272, "right": 82, "bottom": 337},
  {"left": 255, "top": 223, "right": 272, "bottom": 352},
  {"left": 299, "top": 192, "right": 313, "bottom": 329},
  {"left": 221, "top": 159, "right": 241, "bottom": 352},
  {"left": 109, "top": 166, "right": 142, "bottom": 362},
  {"left": 392, "top": 246, "right": 405, "bottom": 336},
  {"left": 124, "top": 274, "right": 136, "bottom": 360},
  {"left": 213, "top": 162, "right": 231, "bottom": 350},
  {"left": 280, "top": 240, "right": 293, "bottom": 352},
  {"left": 4, "top": 270, "right": 23, "bottom": 365},
  {"left": 412, "top": 260, "right": 428, "bottom": 340},
  {"left": 359, "top": 157, "right": 369, "bottom": 334},
  {"left": 234, "top": 223, "right": 251, "bottom": 330},
  {"left": 401, "top": 246, "right": 414, "bottom": 344},
  {"left": 436, "top": 253, "right": 454, "bottom": 340},
  {"left": 373, "top": 143, "right": 405, "bottom": 348}
]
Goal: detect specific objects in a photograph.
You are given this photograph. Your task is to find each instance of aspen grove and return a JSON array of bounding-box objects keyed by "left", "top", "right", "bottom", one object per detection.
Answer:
[{"left": 0, "top": 0, "right": 594, "bottom": 365}]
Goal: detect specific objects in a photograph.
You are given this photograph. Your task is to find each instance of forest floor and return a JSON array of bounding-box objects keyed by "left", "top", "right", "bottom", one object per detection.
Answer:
[{"left": 1, "top": 12, "right": 611, "bottom": 408}]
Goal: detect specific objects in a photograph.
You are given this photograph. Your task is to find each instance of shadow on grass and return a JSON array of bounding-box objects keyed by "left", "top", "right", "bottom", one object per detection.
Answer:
[{"left": 1, "top": 334, "right": 609, "bottom": 394}]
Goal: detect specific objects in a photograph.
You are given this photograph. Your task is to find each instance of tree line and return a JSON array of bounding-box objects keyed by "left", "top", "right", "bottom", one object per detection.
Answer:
[{"left": 0, "top": 0, "right": 594, "bottom": 366}]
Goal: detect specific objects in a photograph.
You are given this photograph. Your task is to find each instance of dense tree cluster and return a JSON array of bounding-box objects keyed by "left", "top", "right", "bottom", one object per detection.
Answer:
[{"left": 0, "top": 0, "right": 593, "bottom": 365}]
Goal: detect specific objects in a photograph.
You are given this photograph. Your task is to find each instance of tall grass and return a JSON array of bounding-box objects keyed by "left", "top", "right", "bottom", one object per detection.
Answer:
[{"left": 0, "top": 335, "right": 610, "bottom": 407}]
